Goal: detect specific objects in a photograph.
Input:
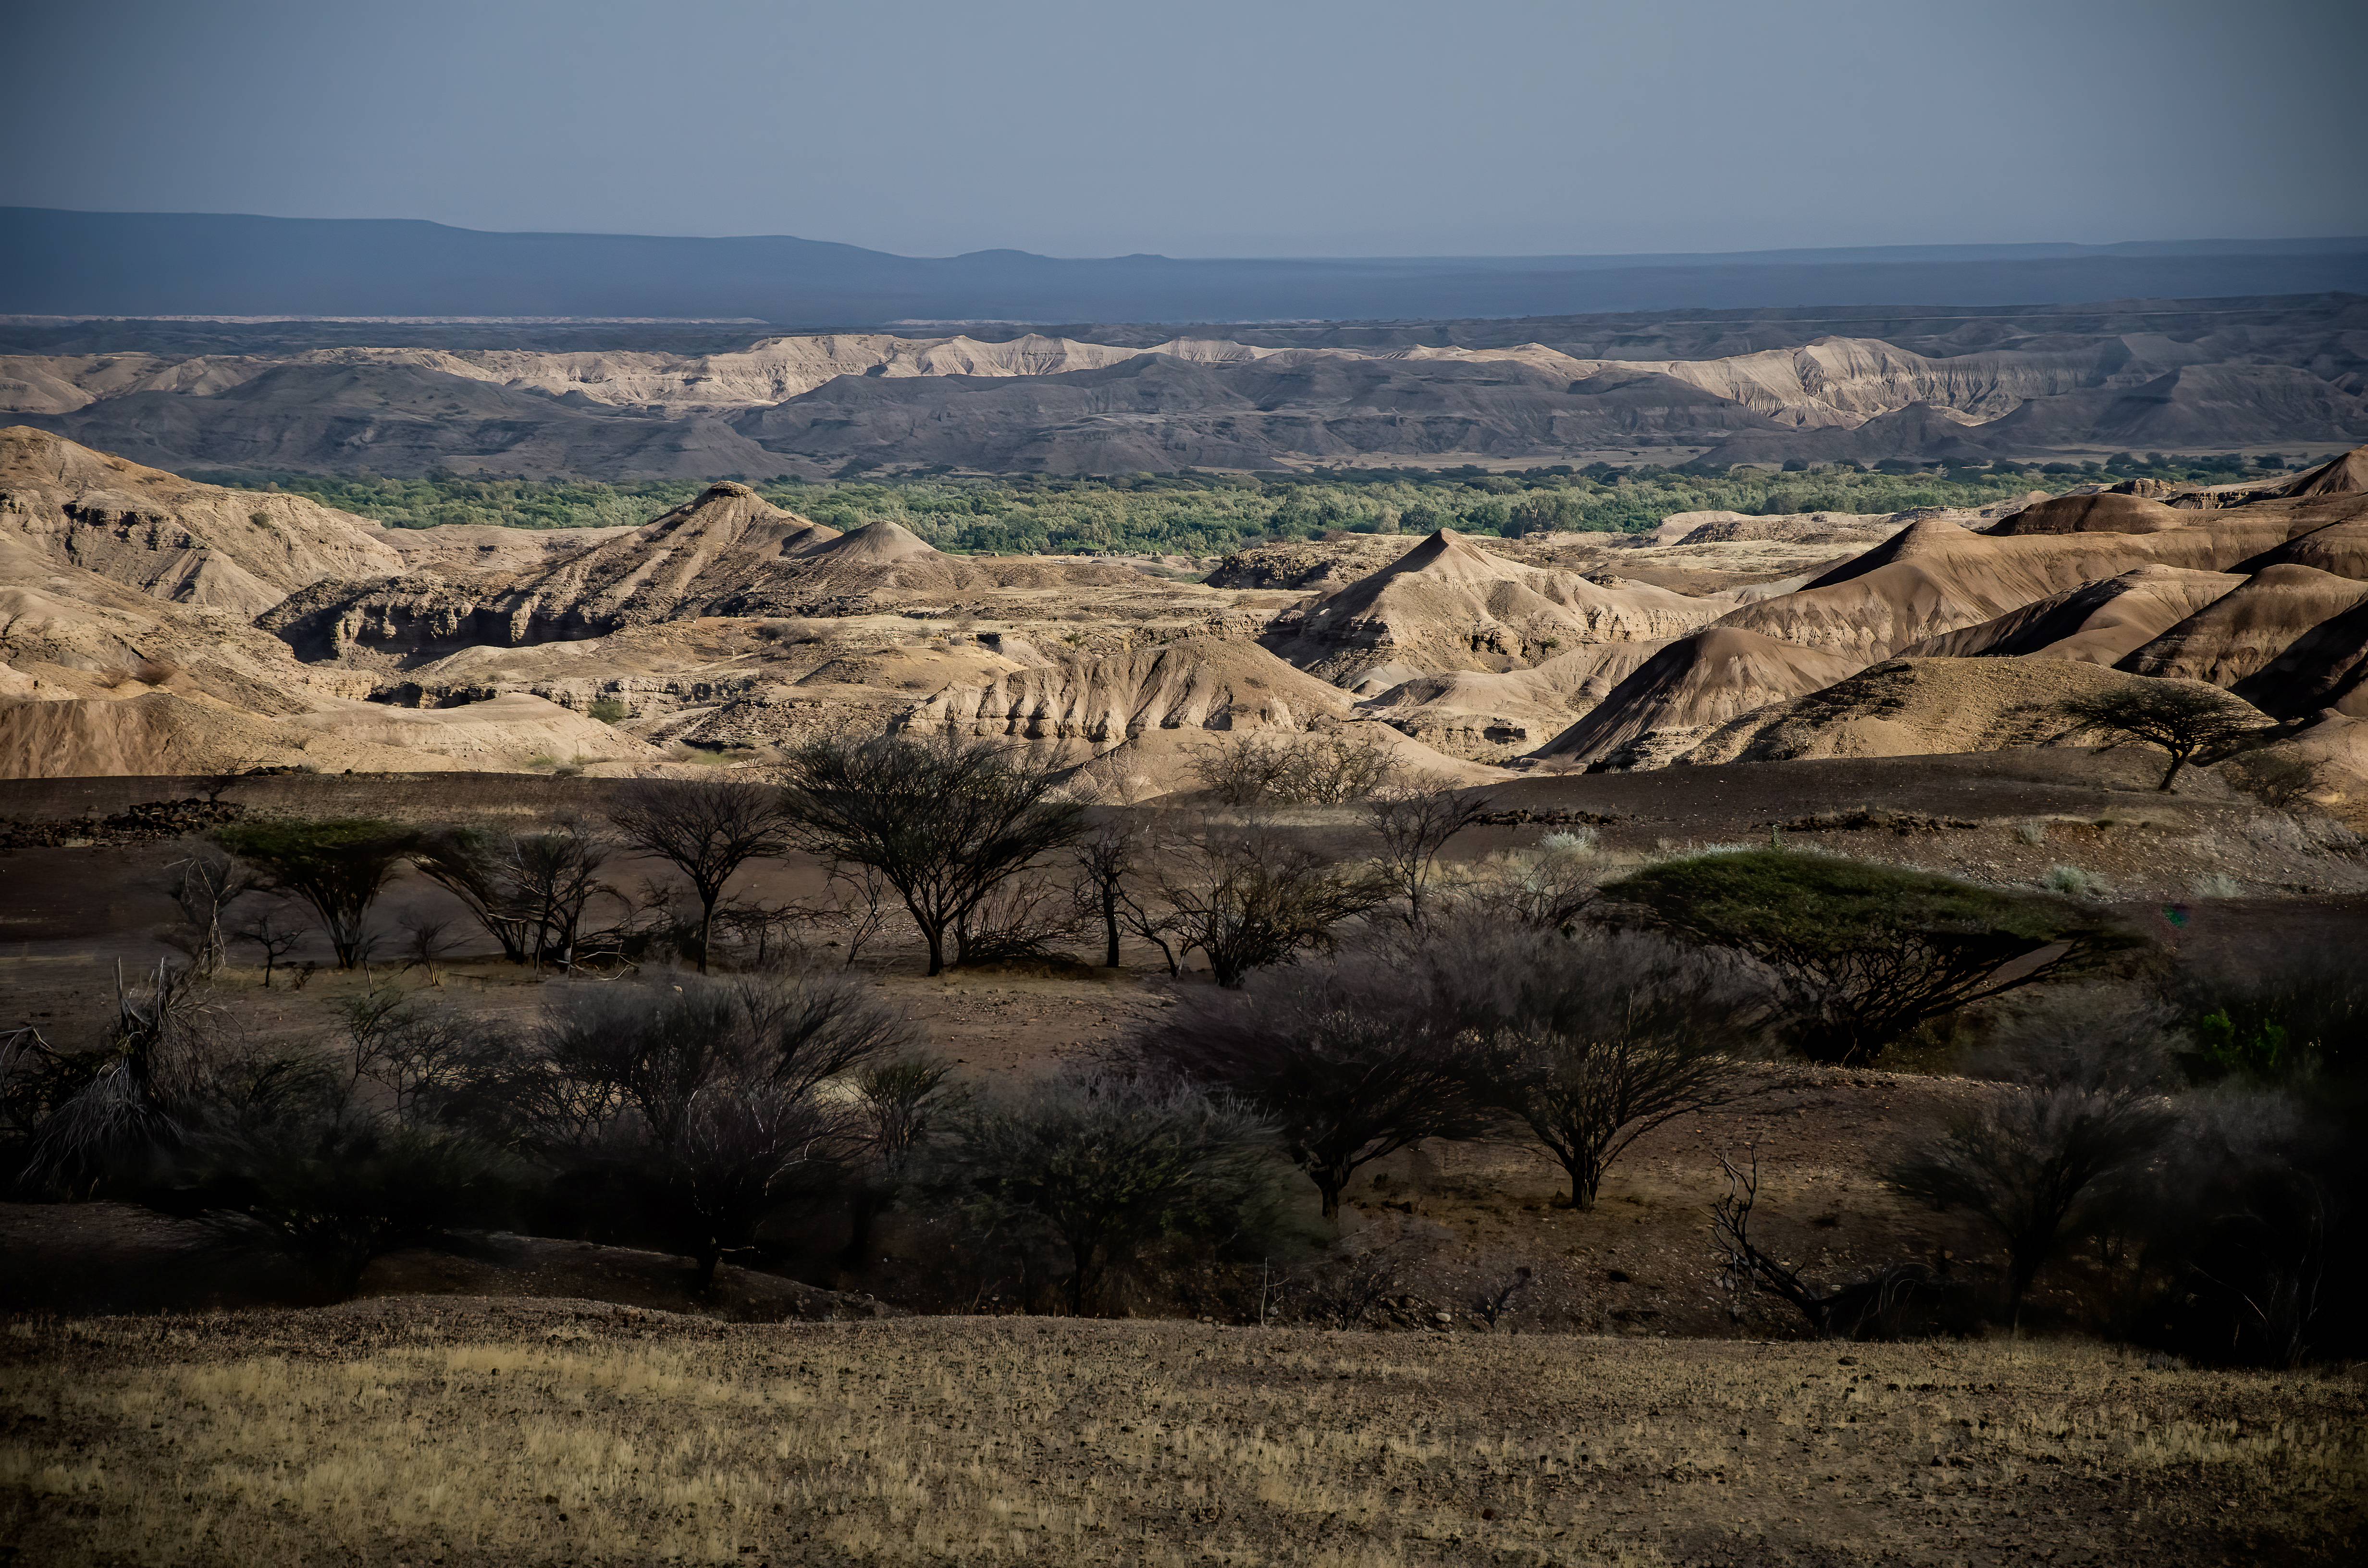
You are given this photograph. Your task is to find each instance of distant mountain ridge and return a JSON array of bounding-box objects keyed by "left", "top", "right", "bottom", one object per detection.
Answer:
[{"left": 7, "top": 208, "right": 2367, "bottom": 324}]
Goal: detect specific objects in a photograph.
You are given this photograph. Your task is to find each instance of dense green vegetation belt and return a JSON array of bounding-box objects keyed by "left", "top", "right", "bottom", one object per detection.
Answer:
[{"left": 197, "top": 453, "right": 2288, "bottom": 555}]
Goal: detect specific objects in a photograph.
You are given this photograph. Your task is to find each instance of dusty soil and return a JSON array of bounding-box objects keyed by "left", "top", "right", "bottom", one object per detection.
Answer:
[
  {"left": 2, "top": 1300, "right": 2361, "bottom": 1567},
  {"left": 3, "top": 757, "right": 2363, "bottom": 1335}
]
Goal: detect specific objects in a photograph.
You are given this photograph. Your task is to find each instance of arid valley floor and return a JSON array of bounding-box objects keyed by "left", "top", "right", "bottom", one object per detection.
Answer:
[{"left": 7, "top": 421, "right": 2368, "bottom": 1564}]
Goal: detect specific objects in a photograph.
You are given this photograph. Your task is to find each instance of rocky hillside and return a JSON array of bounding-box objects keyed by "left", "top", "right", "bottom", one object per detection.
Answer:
[
  {"left": 7, "top": 295, "right": 2365, "bottom": 478},
  {"left": 6, "top": 429, "right": 2368, "bottom": 805}
]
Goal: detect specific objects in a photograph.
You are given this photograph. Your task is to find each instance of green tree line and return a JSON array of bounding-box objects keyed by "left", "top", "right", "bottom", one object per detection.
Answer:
[{"left": 197, "top": 450, "right": 2309, "bottom": 557}]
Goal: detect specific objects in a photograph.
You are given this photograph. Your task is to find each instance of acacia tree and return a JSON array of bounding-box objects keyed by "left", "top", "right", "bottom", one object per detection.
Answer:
[
  {"left": 609, "top": 780, "right": 790, "bottom": 974},
  {"left": 2058, "top": 683, "right": 2268, "bottom": 792},
  {"left": 779, "top": 734, "right": 1084, "bottom": 975},
  {"left": 215, "top": 820, "right": 419, "bottom": 970},
  {"left": 412, "top": 826, "right": 538, "bottom": 963},
  {"left": 1136, "top": 959, "right": 1492, "bottom": 1221},
  {"left": 1147, "top": 821, "right": 1391, "bottom": 987},
  {"left": 1604, "top": 849, "right": 2137, "bottom": 1066},
  {"left": 1444, "top": 927, "right": 1763, "bottom": 1209}
]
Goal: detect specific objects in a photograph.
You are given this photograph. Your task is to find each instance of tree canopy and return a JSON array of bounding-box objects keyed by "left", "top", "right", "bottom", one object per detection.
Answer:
[{"left": 1603, "top": 849, "right": 2139, "bottom": 1066}]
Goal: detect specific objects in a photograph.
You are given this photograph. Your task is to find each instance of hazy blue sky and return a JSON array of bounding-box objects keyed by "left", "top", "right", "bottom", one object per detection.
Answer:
[{"left": 8, "top": 0, "right": 2363, "bottom": 257}]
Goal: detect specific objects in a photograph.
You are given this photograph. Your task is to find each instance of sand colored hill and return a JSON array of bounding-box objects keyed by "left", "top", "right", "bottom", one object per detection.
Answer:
[
  {"left": 1713, "top": 505, "right": 2340, "bottom": 666},
  {"left": 2118, "top": 564, "right": 2368, "bottom": 688},
  {"left": 0, "top": 686, "right": 653, "bottom": 779},
  {"left": 0, "top": 425, "right": 401, "bottom": 618},
  {"left": 1985, "top": 491, "right": 2192, "bottom": 536},
  {"left": 1899, "top": 565, "right": 2245, "bottom": 665},
  {"left": 511, "top": 482, "right": 845, "bottom": 630},
  {"left": 1534, "top": 627, "right": 1863, "bottom": 766},
  {"left": 375, "top": 521, "right": 635, "bottom": 577},
  {"left": 268, "top": 487, "right": 1161, "bottom": 662},
  {"left": 2230, "top": 599, "right": 2368, "bottom": 720},
  {"left": 14, "top": 431, "right": 2368, "bottom": 785},
  {"left": 1268, "top": 530, "right": 1721, "bottom": 685},
  {"left": 2284, "top": 446, "right": 2368, "bottom": 499},
  {"left": 0, "top": 525, "right": 376, "bottom": 720},
  {"left": 2236, "top": 509, "right": 2368, "bottom": 580},
  {"left": 905, "top": 637, "right": 1350, "bottom": 746},
  {"left": 1353, "top": 641, "right": 1669, "bottom": 759},
  {"left": 1680, "top": 657, "right": 2261, "bottom": 767}
]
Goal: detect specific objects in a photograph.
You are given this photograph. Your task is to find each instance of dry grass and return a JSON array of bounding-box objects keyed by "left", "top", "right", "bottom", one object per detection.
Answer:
[{"left": 3, "top": 1300, "right": 2362, "bottom": 1565}]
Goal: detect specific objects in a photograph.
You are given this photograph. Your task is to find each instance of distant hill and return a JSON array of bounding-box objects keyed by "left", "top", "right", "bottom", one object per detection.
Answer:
[
  {"left": 6, "top": 208, "right": 2368, "bottom": 323},
  {"left": 10, "top": 304, "right": 2366, "bottom": 479}
]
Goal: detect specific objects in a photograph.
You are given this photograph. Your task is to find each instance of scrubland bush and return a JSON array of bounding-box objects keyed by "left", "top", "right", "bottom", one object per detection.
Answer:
[
  {"left": 497, "top": 972, "right": 914, "bottom": 1287},
  {"left": 1449, "top": 834, "right": 1602, "bottom": 934},
  {"left": 2045, "top": 863, "right": 2112, "bottom": 899},
  {"left": 1188, "top": 727, "right": 1403, "bottom": 808},
  {"left": 922, "top": 1069, "right": 1283, "bottom": 1315},
  {"left": 1135, "top": 957, "right": 1490, "bottom": 1220},
  {"left": 1134, "top": 820, "right": 1393, "bottom": 986},
  {"left": 1890, "top": 992, "right": 2179, "bottom": 1320},
  {"left": 2221, "top": 749, "right": 2324, "bottom": 812},
  {"left": 1441, "top": 926, "right": 1766, "bottom": 1209}
]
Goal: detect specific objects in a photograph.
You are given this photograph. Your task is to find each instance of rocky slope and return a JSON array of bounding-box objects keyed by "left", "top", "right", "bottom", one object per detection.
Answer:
[
  {"left": 11, "top": 298, "right": 2368, "bottom": 477},
  {"left": 8, "top": 429, "right": 2368, "bottom": 799},
  {"left": 1263, "top": 529, "right": 1723, "bottom": 685}
]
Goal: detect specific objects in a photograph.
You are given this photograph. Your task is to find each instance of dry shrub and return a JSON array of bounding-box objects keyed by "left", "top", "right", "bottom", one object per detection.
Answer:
[{"left": 1189, "top": 727, "right": 1403, "bottom": 808}]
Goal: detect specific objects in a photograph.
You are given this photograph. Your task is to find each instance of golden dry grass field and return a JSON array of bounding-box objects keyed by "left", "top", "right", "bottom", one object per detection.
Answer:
[{"left": 3, "top": 1298, "right": 2363, "bottom": 1567}]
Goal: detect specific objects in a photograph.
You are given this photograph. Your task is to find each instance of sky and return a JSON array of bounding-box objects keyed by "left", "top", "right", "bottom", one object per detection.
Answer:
[{"left": 7, "top": 0, "right": 2365, "bottom": 259}]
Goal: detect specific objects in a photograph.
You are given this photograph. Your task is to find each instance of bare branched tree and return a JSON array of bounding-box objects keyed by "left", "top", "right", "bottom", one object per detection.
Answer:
[
  {"left": 1366, "top": 781, "right": 1491, "bottom": 929},
  {"left": 234, "top": 903, "right": 307, "bottom": 989},
  {"left": 1136, "top": 958, "right": 1492, "bottom": 1221},
  {"left": 1072, "top": 818, "right": 1147, "bottom": 969},
  {"left": 159, "top": 848, "right": 258, "bottom": 977},
  {"left": 411, "top": 826, "right": 538, "bottom": 964},
  {"left": 657, "top": 1079, "right": 848, "bottom": 1290},
  {"left": 1889, "top": 995, "right": 2179, "bottom": 1321},
  {"left": 506, "top": 822, "right": 616, "bottom": 973},
  {"left": 609, "top": 780, "right": 790, "bottom": 974},
  {"left": 1147, "top": 820, "right": 1392, "bottom": 987},
  {"left": 397, "top": 912, "right": 462, "bottom": 987},
  {"left": 1445, "top": 927, "right": 1766, "bottom": 1209},
  {"left": 821, "top": 859, "right": 901, "bottom": 968},
  {"left": 1712, "top": 1153, "right": 1939, "bottom": 1340},
  {"left": 780, "top": 733, "right": 1084, "bottom": 976}
]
